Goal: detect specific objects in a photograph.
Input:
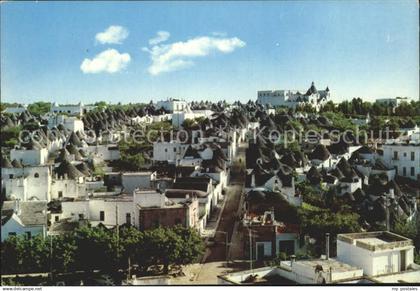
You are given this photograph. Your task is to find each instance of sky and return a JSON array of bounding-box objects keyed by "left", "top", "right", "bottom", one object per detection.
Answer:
[{"left": 1, "top": 0, "right": 419, "bottom": 104}]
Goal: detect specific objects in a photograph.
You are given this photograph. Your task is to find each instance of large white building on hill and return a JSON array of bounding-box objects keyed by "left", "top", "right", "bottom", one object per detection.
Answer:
[{"left": 257, "top": 82, "right": 330, "bottom": 110}]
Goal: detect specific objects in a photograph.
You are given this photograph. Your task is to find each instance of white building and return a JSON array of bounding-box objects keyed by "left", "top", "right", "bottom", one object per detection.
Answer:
[
  {"left": 47, "top": 115, "right": 84, "bottom": 133},
  {"left": 1, "top": 201, "right": 47, "bottom": 241},
  {"left": 60, "top": 190, "right": 199, "bottom": 231},
  {"left": 172, "top": 110, "right": 213, "bottom": 128},
  {"left": 131, "top": 115, "right": 154, "bottom": 125},
  {"left": 257, "top": 82, "right": 330, "bottom": 111},
  {"left": 10, "top": 148, "right": 49, "bottom": 166},
  {"left": 337, "top": 232, "right": 416, "bottom": 277},
  {"left": 2, "top": 166, "right": 52, "bottom": 201},
  {"left": 218, "top": 259, "right": 364, "bottom": 285},
  {"left": 382, "top": 143, "right": 420, "bottom": 180},
  {"left": 375, "top": 97, "right": 409, "bottom": 107},
  {"left": 3, "top": 104, "right": 28, "bottom": 114},
  {"left": 156, "top": 98, "right": 189, "bottom": 113},
  {"left": 50, "top": 102, "right": 95, "bottom": 116},
  {"left": 61, "top": 195, "right": 134, "bottom": 227},
  {"left": 219, "top": 231, "right": 420, "bottom": 285},
  {"left": 121, "top": 171, "right": 156, "bottom": 193},
  {"left": 83, "top": 144, "right": 121, "bottom": 161},
  {"left": 2, "top": 163, "right": 88, "bottom": 202},
  {"left": 153, "top": 141, "right": 188, "bottom": 164},
  {"left": 50, "top": 176, "right": 87, "bottom": 200}
]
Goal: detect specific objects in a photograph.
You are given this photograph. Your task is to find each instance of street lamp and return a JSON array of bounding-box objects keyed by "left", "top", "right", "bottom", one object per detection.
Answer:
[{"left": 248, "top": 226, "right": 253, "bottom": 274}]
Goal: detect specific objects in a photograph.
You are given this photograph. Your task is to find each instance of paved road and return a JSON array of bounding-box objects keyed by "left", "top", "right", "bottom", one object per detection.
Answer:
[{"left": 203, "top": 146, "right": 246, "bottom": 263}]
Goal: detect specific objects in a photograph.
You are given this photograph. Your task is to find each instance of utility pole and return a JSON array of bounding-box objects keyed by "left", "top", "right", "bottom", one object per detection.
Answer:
[
  {"left": 116, "top": 204, "right": 120, "bottom": 268},
  {"left": 386, "top": 194, "right": 390, "bottom": 231},
  {"left": 116, "top": 204, "right": 119, "bottom": 238},
  {"left": 127, "top": 256, "right": 131, "bottom": 281},
  {"left": 248, "top": 227, "right": 253, "bottom": 274},
  {"left": 225, "top": 231, "right": 229, "bottom": 267},
  {"left": 50, "top": 235, "right": 53, "bottom": 283}
]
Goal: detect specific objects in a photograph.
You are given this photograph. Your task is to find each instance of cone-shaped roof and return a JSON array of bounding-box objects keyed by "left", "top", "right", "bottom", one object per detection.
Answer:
[
  {"left": 55, "top": 159, "right": 84, "bottom": 179},
  {"left": 1, "top": 156, "right": 13, "bottom": 168},
  {"left": 66, "top": 144, "right": 83, "bottom": 161},
  {"left": 76, "top": 162, "right": 92, "bottom": 176},
  {"left": 55, "top": 148, "right": 70, "bottom": 163},
  {"left": 11, "top": 159, "right": 23, "bottom": 168},
  {"left": 306, "top": 81, "right": 318, "bottom": 95},
  {"left": 307, "top": 166, "right": 322, "bottom": 185},
  {"left": 310, "top": 144, "right": 331, "bottom": 161},
  {"left": 67, "top": 131, "right": 82, "bottom": 147}
]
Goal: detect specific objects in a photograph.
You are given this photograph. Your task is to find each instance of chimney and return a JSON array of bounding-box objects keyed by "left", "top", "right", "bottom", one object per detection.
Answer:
[
  {"left": 386, "top": 195, "right": 390, "bottom": 231},
  {"left": 251, "top": 172, "right": 256, "bottom": 188},
  {"left": 389, "top": 188, "right": 395, "bottom": 199},
  {"left": 326, "top": 233, "right": 330, "bottom": 260},
  {"left": 15, "top": 200, "right": 21, "bottom": 215}
]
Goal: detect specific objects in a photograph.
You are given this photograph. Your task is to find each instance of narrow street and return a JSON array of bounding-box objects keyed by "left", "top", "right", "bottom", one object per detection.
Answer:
[
  {"left": 203, "top": 145, "right": 246, "bottom": 263},
  {"left": 171, "top": 145, "right": 247, "bottom": 284}
]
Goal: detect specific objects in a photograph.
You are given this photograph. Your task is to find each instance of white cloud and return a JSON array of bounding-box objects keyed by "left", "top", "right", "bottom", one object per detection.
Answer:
[
  {"left": 144, "top": 35, "right": 246, "bottom": 75},
  {"left": 80, "top": 49, "right": 131, "bottom": 74},
  {"left": 149, "top": 31, "right": 170, "bottom": 45},
  {"left": 95, "top": 25, "right": 129, "bottom": 44}
]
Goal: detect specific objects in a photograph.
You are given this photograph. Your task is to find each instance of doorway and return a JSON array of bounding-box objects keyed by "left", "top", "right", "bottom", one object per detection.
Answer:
[{"left": 257, "top": 243, "right": 265, "bottom": 261}]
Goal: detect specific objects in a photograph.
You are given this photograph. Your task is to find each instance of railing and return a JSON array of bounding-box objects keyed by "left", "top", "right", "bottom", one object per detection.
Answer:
[{"left": 355, "top": 240, "right": 413, "bottom": 252}]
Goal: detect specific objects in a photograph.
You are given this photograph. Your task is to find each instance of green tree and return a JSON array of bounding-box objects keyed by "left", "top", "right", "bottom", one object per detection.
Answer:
[
  {"left": 298, "top": 203, "right": 361, "bottom": 257},
  {"left": 27, "top": 102, "right": 51, "bottom": 116},
  {"left": 171, "top": 225, "right": 205, "bottom": 266},
  {"left": 1, "top": 235, "right": 25, "bottom": 274},
  {"left": 51, "top": 234, "right": 77, "bottom": 273},
  {"left": 323, "top": 112, "right": 356, "bottom": 131},
  {"left": 73, "top": 226, "right": 119, "bottom": 272},
  {"left": 119, "top": 226, "right": 144, "bottom": 270},
  {"left": 320, "top": 101, "right": 335, "bottom": 113},
  {"left": 181, "top": 118, "right": 197, "bottom": 130},
  {"left": 0, "top": 125, "right": 21, "bottom": 148},
  {"left": 142, "top": 227, "right": 182, "bottom": 273}
]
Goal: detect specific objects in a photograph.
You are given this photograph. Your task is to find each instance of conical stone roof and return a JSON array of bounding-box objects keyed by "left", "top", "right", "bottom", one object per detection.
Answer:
[{"left": 55, "top": 159, "right": 84, "bottom": 179}]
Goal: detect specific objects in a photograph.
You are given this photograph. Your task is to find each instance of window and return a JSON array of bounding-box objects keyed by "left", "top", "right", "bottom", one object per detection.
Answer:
[
  {"left": 175, "top": 218, "right": 182, "bottom": 225},
  {"left": 34, "top": 173, "right": 39, "bottom": 178},
  {"left": 9, "top": 174, "right": 13, "bottom": 179},
  {"left": 8, "top": 232, "right": 16, "bottom": 236},
  {"left": 411, "top": 152, "right": 415, "bottom": 161},
  {"left": 100, "top": 211, "right": 105, "bottom": 221},
  {"left": 393, "top": 151, "right": 398, "bottom": 160},
  {"left": 403, "top": 167, "right": 407, "bottom": 176},
  {"left": 403, "top": 152, "right": 407, "bottom": 157},
  {"left": 26, "top": 232, "right": 32, "bottom": 239},
  {"left": 411, "top": 167, "right": 415, "bottom": 176},
  {"left": 173, "top": 147, "right": 177, "bottom": 152},
  {"left": 126, "top": 213, "right": 131, "bottom": 225},
  {"left": 58, "top": 191, "right": 63, "bottom": 198},
  {"left": 79, "top": 214, "right": 85, "bottom": 220},
  {"left": 55, "top": 216, "right": 59, "bottom": 222},
  {"left": 165, "top": 149, "right": 168, "bottom": 153}
]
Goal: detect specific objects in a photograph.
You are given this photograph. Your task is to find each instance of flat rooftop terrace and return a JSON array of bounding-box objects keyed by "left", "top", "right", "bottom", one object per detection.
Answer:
[
  {"left": 294, "top": 258, "right": 361, "bottom": 273},
  {"left": 338, "top": 231, "right": 413, "bottom": 252}
]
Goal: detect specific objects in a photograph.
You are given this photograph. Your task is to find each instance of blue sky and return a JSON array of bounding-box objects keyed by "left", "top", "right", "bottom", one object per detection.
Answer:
[{"left": 1, "top": 1, "right": 418, "bottom": 104}]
